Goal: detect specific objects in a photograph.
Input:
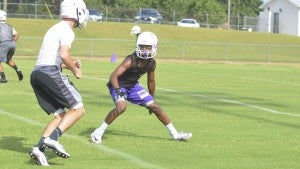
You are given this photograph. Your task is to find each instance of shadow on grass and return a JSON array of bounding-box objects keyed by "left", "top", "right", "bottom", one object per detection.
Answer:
[
  {"left": 0, "top": 136, "right": 63, "bottom": 166},
  {"left": 200, "top": 104, "right": 300, "bottom": 130},
  {"left": 0, "top": 136, "right": 29, "bottom": 153},
  {"left": 158, "top": 90, "right": 300, "bottom": 129}
]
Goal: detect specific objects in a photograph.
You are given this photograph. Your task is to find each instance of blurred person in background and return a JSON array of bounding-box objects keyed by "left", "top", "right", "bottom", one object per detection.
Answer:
[
  {"left": 0, "top": 10, "right": 23, "bottom": 83},
  {"left": 130, "top": 25, "right": 141, "bottom": 39}
]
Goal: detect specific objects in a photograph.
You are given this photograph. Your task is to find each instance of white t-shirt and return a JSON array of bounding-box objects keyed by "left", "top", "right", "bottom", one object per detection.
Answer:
[
  {"left": 35, "top": 20, "right": 74, "bottom": 68},
  {"left": 12, "top": 28, "right": 17, "bottom": 35},
  {"left": 0, "top": 21, "right": 17, "bottom": 35}
]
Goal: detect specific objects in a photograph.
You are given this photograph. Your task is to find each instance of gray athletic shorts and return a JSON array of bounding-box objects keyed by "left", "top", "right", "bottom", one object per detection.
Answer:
[
  {"left": 0, "top": 41, "right": 16, "bottom": 62},
  {"left": 30, "top": 66, "right": 83, "bottom": 115}
]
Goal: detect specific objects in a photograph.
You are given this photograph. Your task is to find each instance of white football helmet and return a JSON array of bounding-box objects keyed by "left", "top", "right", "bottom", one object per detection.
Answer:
[
  {"left": 60, "top": 0, "right": 88, "bottom": 29},
  {"left": 0, "top": 10, "right": 7, "bottom": 21},
  {"left": 130, "top": 25, "right": 141, "bottom": 35},
  {"left": 135, "top": 31, "right": 158, "bottom": 59}
]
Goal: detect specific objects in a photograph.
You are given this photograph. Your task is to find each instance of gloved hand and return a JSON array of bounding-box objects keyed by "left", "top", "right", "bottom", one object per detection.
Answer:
[
  {"left": 115, "top": 88, "right": 127, "bottom": 100},
  {"left": 148, "top": 109, "right": 154, "bottom": 115}
]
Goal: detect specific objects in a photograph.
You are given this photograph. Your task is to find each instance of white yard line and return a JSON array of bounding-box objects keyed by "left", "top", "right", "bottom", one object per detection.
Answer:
[
  {"left": 1, "top": 73, "right": 298, "bottom": 168},
  {"left": 157, "top": 87, "right": 300, "bottom": 117},
  {"left": 0, "top": 109, "right": 163, "bottom": 169},
  {"left": 82, "top": 75, "right": 299, "bottom": 117}
]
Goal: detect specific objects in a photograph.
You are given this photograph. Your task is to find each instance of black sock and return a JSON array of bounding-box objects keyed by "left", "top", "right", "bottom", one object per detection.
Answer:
[
  {"left": 49, "top": 127, "right": 62, "bottom": 141},
  {"left": 12, "top": 65, "right": 19, "bottom": 72},
  {"left": 35, "top": 137, "right": 46, "bottom": 152}
]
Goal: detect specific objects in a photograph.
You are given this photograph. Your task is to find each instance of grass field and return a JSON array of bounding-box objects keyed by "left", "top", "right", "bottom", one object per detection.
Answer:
[
  {"left": 8, "top": 18, "right": 300, "bottom": 62},
  {"left": 0, "top": 56, "right": 299, "bottom": 169},
  {"left": 0, "top": 18, "right": 300, "bottom": 168}
]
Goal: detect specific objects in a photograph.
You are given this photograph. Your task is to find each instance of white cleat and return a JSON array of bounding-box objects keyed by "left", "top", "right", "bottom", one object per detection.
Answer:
[
  {"left": 90, "top": 130, "right": 102, "bottom": 144},
  {"left": 173, "top": 132, "right": 192, "bottom": 141},
  {"left": 43, "top": 137, "right": 70, "bottom": 158},
  {"left": 29, "top": 147, "right": 49, "bottom": 166}
]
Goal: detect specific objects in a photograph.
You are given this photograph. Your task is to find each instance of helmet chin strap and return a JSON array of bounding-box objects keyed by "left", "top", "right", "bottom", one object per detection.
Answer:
[{"left": 75, "top": 8, "right": 80, "bottom": 28}]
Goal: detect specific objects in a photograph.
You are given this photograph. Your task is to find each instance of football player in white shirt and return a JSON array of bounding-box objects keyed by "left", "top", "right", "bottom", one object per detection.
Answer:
[{"left": 29, "top": 0, "right": 88, "bottom": 166}]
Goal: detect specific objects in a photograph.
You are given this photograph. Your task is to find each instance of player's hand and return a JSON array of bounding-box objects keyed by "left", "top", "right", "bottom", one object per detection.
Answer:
[
  {"left": 75, "top": 68, "right": 81, "bottom": 79},
  {"left": 74, "top": 59, "right": 81, "bottom": 69},
  {"left": 148, "top": 109, "right": 154, "bottom": 115},
  {"left": 115, "top": 88, "right": 127, "bottom": 99}
]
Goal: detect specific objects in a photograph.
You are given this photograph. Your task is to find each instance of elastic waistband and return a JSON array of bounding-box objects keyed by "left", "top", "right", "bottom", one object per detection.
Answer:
[
  {"left": 0, "top": 40, "right": 13, "bottom": 43},
  {"left": 34, "top": 65, "right": 59, "bottom": 71}
]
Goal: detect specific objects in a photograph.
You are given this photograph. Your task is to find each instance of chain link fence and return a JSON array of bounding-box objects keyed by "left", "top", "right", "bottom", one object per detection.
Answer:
[
  {"left": 17, "top": 37, "right": 300, "bottom": 63},
  {"left": 1, "top": 2, "right": 259, "bottom": 31},
  {"left": 5, "top": 2, "right": 298, "bottom": 63}
]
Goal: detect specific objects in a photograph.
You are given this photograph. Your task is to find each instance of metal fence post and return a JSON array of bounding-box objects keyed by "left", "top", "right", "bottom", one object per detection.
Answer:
[
  {"left": 90, "top": 39, "right": 93, "bottom": 57},
  {"left": 181, "top": 42, "right": 185, "bottom": 60},
  {"left": 226, "top": 44, "right": 229, "bottom": 62},
  {"left": 268, "top": 45, "right": 271, "bottom": 64},
  {"left": 34, "top": 0, "right": 38, "bottom": 19}
]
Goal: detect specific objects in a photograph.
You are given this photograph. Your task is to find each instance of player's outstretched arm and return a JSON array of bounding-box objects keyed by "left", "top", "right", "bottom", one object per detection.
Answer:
[
  {"left": 147, "top": 70, "right": 155, "bottom": 98},
  {"left": 109, "top": 57, "right": 131, "bottom": 89}
]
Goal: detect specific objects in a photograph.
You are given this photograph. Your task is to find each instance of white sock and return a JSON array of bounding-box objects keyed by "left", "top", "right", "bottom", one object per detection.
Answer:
[
  {"left": 165, "top": 123, "right": 178, "bottom": 137},
  {"left": 95, "top": 122, "right": 109, "bottom": 136}
]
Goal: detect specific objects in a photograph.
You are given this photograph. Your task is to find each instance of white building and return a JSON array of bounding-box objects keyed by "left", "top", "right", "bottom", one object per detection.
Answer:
[{"left": 259, "top": 0, "right": 300, "bottom": 36}]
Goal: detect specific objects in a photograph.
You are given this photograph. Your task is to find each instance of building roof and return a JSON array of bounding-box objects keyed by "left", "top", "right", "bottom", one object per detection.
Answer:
[{"left": 261, "top": 0, "right": 300, "bottom": 8}]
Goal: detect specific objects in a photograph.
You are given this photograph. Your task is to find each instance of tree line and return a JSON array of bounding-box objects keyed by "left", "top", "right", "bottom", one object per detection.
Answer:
[{"left": 3, "top": 0, "right": 263, "bottom": 26}]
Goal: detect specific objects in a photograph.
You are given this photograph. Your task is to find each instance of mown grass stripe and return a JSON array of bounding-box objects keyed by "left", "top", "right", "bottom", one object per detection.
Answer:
[{"left": 0, "top": 109, "right": 164, "bottom": 169}]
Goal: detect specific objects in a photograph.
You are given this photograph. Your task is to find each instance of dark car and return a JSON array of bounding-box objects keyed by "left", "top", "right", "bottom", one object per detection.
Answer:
[
  {"left": 88, "top": 9, "right": 102, "bottom": 21},
  {"left": 134, "top": 8, "right": 162, "bottom": 24}
]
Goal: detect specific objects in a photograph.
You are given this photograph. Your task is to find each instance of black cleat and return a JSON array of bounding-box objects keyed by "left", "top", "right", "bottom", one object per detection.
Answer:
[
  {"left": 17, "top": 70, "right": 23, "bottom": 81},
  {"left": 0, "top": 78, "right": 7, "bottom": 83}
]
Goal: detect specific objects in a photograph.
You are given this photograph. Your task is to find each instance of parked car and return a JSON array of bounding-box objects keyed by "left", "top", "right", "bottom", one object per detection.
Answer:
[
  {"left": 177, "top": 19, "right": 200, "bottom": 28},
  {"left": 134, "top": 8, "right": 162, "bottom": 24},
  {"left": 88, "top": 9, "right": 102, "bottom": 21}
]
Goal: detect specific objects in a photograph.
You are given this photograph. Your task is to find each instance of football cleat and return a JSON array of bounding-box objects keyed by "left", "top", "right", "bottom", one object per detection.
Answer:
[
  {"left": 29, "top": 147, "right": 49, "bottom": 166},
  {"left": 16, "top": 70, "right": 23, "bottom": 81},
  {"left": 0, "top": 78, "right": 7, "bottom": 83},
  {"left": 172, "top": 132, "right": 192, "bottom": 141},
  {"left": 43, "top": 137, "right": 70, "bottom": 158},
  {"left": 90, "top": 130, "right": 102, "bottom": 144}
]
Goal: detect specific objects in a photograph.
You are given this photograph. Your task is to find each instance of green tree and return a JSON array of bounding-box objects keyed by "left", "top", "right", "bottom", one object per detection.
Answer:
[
  {"left": 5, "top": 0, "right": 264, "bottom": 28},
  {"left": 200, "top": 0, "right": 226, "bottom": 26}
]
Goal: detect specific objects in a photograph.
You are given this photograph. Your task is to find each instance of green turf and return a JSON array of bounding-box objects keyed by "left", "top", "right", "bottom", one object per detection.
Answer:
[
  {"left": 9, "top": 18, "right": 300, "bottom": 44},
  {"left": 0, "top": 57, "right": 299, "bottom": 169},
  {"left": 0, "top": 18, "right": 299, "bottom": 168},
  {"left": 7, "top": 18, "right": 300, "bottom": 62}
]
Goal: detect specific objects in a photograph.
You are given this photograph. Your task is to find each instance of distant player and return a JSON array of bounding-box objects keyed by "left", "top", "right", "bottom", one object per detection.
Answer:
[
  {"left": 29, "top": 0, "right": 88, "bottom": 166},
  {"left": 91, "top": 31, "right": 192, "bottom": 143},
  {"left": 130, "top": 25, "right": 141, "bottom": 40},
  {"left": 0, "top": 10, "right": 23, "bottom": 83}
]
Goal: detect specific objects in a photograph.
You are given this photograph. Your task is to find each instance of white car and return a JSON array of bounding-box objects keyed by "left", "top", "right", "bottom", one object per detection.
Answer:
[{"left": 177, "top": 19, "right": 200, "bottom": 28}]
